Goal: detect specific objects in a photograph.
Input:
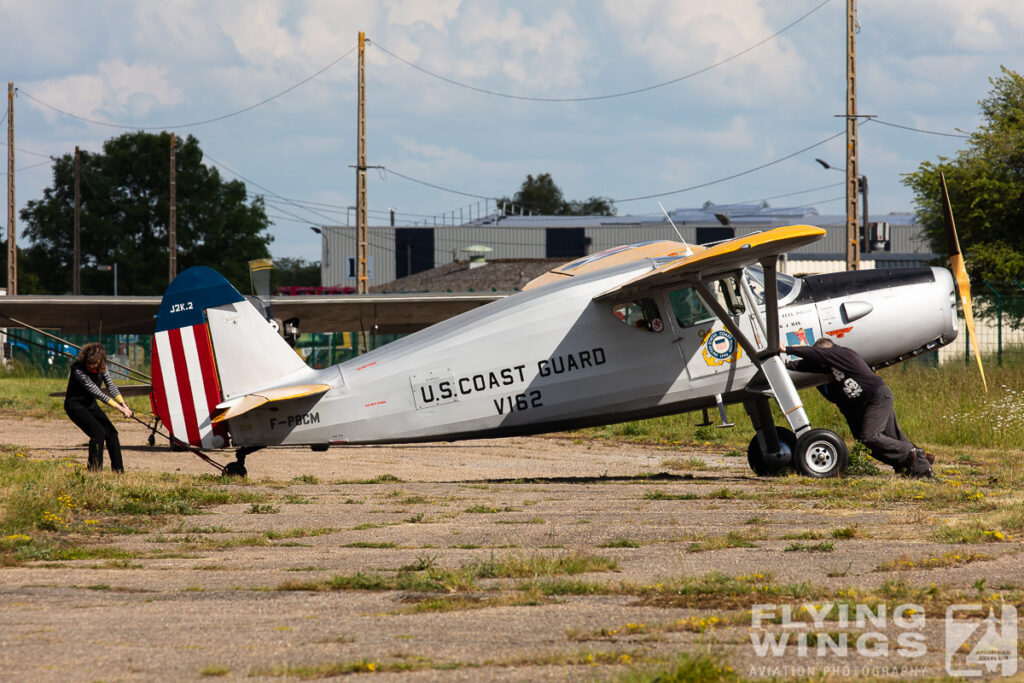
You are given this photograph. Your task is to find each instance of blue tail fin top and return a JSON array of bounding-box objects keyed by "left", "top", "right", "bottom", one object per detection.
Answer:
[{"left": 156, "top": 266, "right": 245, "bottom": 333}]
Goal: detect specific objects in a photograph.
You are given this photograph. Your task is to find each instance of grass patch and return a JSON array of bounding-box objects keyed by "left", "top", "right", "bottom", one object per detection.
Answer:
[
  {"left": 464, "top": 505, "right": 518, "bottom": 513},
  {"left": 276, "top": 552, "right": 618, "bottom": 593},
  {"left": 599, "top": 538, "right": 641, "bottom": 548},
  {"left": 643, "top": 490, "right": 697, "bottom": 501},
  {"left": 264, "top": 527, "right": 336, "bottom": 540},
  {"left": 199, "top": 664, "right": 231, "bottom": 677},
  {"left": 685, "top": 531, "right": 758, "bottom": 553},
  {"left": 875, "top": 551, "right": 990, "bottom": 572},
  {"left": 661, "top": 457, "right": 710, "bottom": 471},
  {"left": 0, "top": 453, "right": 267, "bottom": 564},
  {"left": 245, "top": 503, "right": 279, "bottom": 514},
  {"left": 608, "top": 651, "right": 737, "bottom": 682},
  {"left": 784, "top": 541, "right": 835, "bottom": 553}
]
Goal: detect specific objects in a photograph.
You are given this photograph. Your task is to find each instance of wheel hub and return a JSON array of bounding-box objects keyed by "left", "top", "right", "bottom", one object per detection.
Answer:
[{"left": 803, "top": 440, "right": 837, "bottom": 474}]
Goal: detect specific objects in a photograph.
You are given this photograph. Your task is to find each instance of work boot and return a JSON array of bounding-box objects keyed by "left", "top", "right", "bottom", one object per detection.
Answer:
[{"left": 906, "top": 448, "right": 933, "bottom": 479}]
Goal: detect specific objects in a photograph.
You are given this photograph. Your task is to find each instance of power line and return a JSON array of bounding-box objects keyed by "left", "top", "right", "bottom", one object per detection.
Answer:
[
  {"left": 379, "top": 167, "right": 496, "bottom": 200},
  {"left": 735, "top": 181, "right": 844, "bottom": 206},
  {"left": 612, "top": 130, "right": 846, "bottom": 203},
  {"left": 0, "top": 159, "right": 51, "bottom": 177},
  {"left": 371, "top": 0, "right": 833, "bottom": 103},
  {"left": 869, "top": 118, "right": 970, "bottom": 139},
  {"left": 17, "top": 44, "right": 357, "bottom": 131}
]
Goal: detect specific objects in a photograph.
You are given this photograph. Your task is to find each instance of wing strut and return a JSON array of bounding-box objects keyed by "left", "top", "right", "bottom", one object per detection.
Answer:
[
  {"left": 694, "top": 261, "right": 811, "bottom": 438},
  {"left": 755, "top": 256, "right": 811, "bottom": 436}
]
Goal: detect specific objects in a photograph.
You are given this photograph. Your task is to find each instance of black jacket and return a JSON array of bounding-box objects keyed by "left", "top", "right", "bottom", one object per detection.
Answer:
[{"left": 785, "top": 345, "right": 884, "bottom": 411}]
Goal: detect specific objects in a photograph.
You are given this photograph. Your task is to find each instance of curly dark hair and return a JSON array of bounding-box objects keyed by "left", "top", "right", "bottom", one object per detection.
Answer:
[{"left": 77, "top": 342, "right": 107, "bottom": 371}]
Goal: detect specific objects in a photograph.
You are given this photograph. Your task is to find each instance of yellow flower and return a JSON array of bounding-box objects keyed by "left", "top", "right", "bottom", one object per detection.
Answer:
[{"left": 618, "top": 654, "right": 632, "bottom": 665}]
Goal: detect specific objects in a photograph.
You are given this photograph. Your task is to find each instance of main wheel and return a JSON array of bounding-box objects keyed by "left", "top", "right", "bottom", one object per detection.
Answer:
[
  {"left": 747, "top": 427, "right": 796, "bottom": 476},
  {"left": 794, "top": 429, "right": 848, "bottom": 478}
]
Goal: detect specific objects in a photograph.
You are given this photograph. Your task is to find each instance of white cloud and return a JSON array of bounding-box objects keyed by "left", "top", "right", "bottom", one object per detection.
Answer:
[
  {"left": 26, "top": 61, "right": 184, "bottom": 123},
  {"left": 386, "top": 0, "right": 462, "bottom": 30},
  {"left": 599, "top": 0, "right": 812, "bottom": 105}
]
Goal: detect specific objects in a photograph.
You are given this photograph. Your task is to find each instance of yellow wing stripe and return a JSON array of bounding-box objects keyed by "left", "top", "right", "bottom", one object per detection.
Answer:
[{"left": 596, "top": 225, "right": 826, "bottom": 301}]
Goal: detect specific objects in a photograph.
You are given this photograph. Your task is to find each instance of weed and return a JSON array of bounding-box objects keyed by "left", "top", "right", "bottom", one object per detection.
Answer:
[
  {"left": 600, "top": 538, "right": 641, "bottom": 548},
  {"left": 643, "top": 490, "right": 697, "bottom": 501},
  {"left": 245, "top": 503, "right": 279, "bottom": 514},
  {"left": 199, "top": 664, "right": 231, "bottom": 677},
  {"left": 784, "top": 541, "right": 835, "bottom": 553},
  {"left": 464, "top": 505, "right": 518, "bottom": 513},
  {"left": 686, "top": 531, "right": 757, "bottom": 553},
  {"left": 661, "top": 457, "right": 709, "bottom": 471}
]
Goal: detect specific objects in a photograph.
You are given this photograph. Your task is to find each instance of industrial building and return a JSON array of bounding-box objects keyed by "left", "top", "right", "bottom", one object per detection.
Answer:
[{"left": 317, "top": 202, "right": 935, "bottom": 289}]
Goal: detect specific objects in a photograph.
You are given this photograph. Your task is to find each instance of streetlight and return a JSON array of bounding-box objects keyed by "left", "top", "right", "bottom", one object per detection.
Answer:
[
  {"left": 816, "top": 158, "right": 868, "bottom": 253},
  {"left": 95, "top": 263, "right": 118, "bottom": 295}
]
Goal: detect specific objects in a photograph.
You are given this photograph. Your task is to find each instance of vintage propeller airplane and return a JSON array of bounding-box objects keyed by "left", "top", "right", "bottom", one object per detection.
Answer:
[{"left": 151, "top": 205, "right": 972, "bottom": 479}]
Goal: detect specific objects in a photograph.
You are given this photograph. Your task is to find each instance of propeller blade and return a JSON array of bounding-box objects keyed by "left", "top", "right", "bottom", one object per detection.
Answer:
[{"left": 940, "top": 171, "right": 987, "bottom": 392}]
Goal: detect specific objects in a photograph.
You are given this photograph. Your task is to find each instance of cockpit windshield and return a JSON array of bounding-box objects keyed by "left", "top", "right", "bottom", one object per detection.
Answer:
[{"left": 743, "top": 266, "right": 798, "bottom": 306}]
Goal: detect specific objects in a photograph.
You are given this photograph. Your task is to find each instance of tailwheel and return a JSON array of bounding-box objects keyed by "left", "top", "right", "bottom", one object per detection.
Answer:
[
  {"left": 794, "top": 429, "right": 848, "bottom": 478},
  {"left": 223, "top": 461, "right": 247, "bottom": 477},
  {"left": 747, "top": 427, "right": 796, "bottom": 477}
]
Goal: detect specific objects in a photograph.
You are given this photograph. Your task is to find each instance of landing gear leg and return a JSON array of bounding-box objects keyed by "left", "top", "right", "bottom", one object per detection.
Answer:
[
  {"left": 744, "top": 398, "right": 794, "bottom": 476},
  {"left": 223, "top": 446, "right": 260, "bottom": 477}
]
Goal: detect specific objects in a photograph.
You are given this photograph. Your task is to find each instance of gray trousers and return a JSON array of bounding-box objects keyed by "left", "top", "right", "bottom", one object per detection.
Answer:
[{"left": 843, "top": 386, "right": 915, "bottom": 468}]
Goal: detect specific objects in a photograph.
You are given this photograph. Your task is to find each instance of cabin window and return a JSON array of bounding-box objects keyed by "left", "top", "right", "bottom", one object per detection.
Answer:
[
  {"left": 669, "top": 276, "right": 745, "bottom": 328},
  {"left": 668, "top": 288, "right": 712, "bottom": 328},
  {"left": 743, "top": 266, "right": 797, "bottom": 305},
  {"left": 611, "top": 298, "right": 664, "bottom": 333},
  {"left": 703, "top": 276, "right": 747, "bottom": 316}
]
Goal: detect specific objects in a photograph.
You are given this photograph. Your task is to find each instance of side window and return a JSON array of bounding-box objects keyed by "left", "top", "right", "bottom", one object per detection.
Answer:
[
  {"left": 669, "top": 288, "right": 712, "bottom": 328},
  {"left": 611, "top": 298, "right": 664, "bottom": 333},
  {"left": 704, "top": 276, "right": 746, "bottom": 316},
  {"left": 669, "top": 277, "right": 745, "bottom": 328}
]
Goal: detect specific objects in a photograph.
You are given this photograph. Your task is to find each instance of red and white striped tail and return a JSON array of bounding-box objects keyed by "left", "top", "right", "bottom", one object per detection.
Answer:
[
  {"left": 151, "top": 322, "right": 228, "bottom": 449},
  {"left": 152, "top": 266, "right": 310, "bottom": 449}
]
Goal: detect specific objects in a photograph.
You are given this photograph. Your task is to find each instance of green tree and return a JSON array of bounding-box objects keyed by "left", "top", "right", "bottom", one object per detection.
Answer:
[
  {"left": 271, "top": 257, "right": 321, "bottom": 289},
  {"left": 903, "top": 67, "right": 1024, "bottom": 283},
  {"left": 20, "top": 131, "right": 272, "bottom": 295},
  {"left": 497, "top": 173, "right": 616, "bottom": 216}
]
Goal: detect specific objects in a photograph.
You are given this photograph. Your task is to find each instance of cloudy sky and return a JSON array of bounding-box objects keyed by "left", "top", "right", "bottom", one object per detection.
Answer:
[{"left": 3, "top": 0, "right": 1022, "bottom": 261}]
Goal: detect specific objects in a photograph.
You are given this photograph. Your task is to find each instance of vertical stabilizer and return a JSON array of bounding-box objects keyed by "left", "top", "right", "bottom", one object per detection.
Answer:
[{"left": 152, "top": 266, "right": 308, "bottom": 448}]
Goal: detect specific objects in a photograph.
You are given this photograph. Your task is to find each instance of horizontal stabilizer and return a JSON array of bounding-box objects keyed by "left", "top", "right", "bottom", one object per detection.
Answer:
[
  {"left": 210, "top": 384, "right": 331, "bottom": 424},
  {"left": 595, "top": 225, "right": 825, "bottom": 301}
]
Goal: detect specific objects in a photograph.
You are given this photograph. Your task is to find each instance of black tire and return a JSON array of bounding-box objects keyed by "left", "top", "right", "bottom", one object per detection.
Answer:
[
  {"left": 223, "top": 461, "right": 247, "bottom": 477},
  {"left": 147, "top": 434, "right": 155, "bottom": 447},
  {"left": 794, "top": 429, "right": 848, "bottom": 478},
  {"left": 747, "top": 427, "right": 796, "bottom": 476}
]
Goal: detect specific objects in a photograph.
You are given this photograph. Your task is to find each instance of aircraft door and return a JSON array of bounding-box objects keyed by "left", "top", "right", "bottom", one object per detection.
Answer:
[{"left": 666, "top": 275, "right": 763, "bottom": 380}]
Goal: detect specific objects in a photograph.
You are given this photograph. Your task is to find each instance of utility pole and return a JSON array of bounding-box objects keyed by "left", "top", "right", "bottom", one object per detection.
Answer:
[
  {"left": 6, "top": 82, "right": 16, "bottom": 295},
  {"left": 74, "top": 146, "right": 81, "bottom": 295},
  {"left": 356, "top": 31, "right": 368, "bottom": 296},
  {"left": 169, "top": 132, "right": 177, "bottom": 282},
  {"left": 844, "top": 0, "right": 860, "bottom": 271},
  {"left": 355, "top": 32, "right": 370, "bottom": 355}
]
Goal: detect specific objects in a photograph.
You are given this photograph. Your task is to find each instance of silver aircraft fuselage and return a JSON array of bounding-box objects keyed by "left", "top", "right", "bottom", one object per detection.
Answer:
[{"left": 226, "top": 261, "right": 957, "bottom": 448}]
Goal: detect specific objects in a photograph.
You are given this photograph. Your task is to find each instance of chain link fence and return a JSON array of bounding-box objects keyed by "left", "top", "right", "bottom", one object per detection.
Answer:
[{"left": 938, "top": 283, "right": 1024, "bottom": 367}]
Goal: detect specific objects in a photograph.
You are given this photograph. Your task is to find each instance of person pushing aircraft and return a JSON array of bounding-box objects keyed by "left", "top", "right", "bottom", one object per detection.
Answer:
[{"left": 784, "top": 338, "right": 934, "bottom": 478}]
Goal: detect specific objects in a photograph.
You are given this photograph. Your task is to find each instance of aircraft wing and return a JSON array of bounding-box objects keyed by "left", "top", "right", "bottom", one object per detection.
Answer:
[
  {"left": 594, "top": 225, "right": 826, "bottom": 301},
  {"left": 0, "top": 292, "right": 505, "bottom": 334},
  {"left": 270, "top": 293, "right": 506, "bottom": 334}
]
